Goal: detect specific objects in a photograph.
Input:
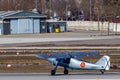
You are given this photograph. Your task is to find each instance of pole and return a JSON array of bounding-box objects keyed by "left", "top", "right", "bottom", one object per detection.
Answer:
[
  {"left": 50, "top": 0, "right": 52, "bottom": 17},
  {"left": 89, "top": 0, "right": 92, "bottom": 21},
  {"left": 41, "top": 0, "right": 44, "bottom": 14},
  {"left": 8, "top": 0, "right": 10, "bottom": 10},
  {"left": 108, "top": 22, "right": 110, "bottom": 36},
  {"left": 115, "top": 22, "right": 117, "bottom": 35},
  {"left": 97, "top": 8, "right": 100, "bottom": 31},
  {"left": 35, "top": 0, "right": 38, "bottom": 9},
  {"left": 66, "top": 5, "right": 68, "bottom": 21}
]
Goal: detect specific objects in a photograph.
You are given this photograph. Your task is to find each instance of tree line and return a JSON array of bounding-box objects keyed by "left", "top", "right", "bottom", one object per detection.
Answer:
[{"left": 0, "top": 0, "right": 120, "bottom": 20}]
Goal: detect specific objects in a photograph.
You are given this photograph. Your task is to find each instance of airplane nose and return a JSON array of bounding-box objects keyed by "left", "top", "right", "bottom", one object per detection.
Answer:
[{"left": 48, "top": 58, "right": 57, "bottom": 65}]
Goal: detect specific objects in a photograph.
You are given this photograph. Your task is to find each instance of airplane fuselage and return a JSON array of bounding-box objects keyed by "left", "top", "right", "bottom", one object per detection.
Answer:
[
  {"left": 48, "top": 58, "right": 104, "bottom": 70},
  {"left": 69, "top": 58, "right": 103, "bottom": 70}
]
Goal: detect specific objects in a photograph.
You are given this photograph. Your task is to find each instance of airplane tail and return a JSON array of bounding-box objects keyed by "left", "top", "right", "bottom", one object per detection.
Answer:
[{"left": 95, "top": 55, "right": 110, "bottom": 70}]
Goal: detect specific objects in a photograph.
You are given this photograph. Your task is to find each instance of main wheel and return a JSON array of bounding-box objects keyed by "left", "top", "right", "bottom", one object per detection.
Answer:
[
  {"left": 64, "top": 69, "right": 69, "bottom": 75},
  {"left": 51, "top": 70, "right": 56, "bottom": 75}
]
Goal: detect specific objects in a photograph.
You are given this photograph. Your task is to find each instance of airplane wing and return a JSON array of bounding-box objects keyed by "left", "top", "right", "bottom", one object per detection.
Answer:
[
  {"left": 68, "top": 51, "right": 99, "bottom": 57},
  {"left": 36, "top": 51, "right": 99, "bottom": 59},
  {"left": 36, "top": 53, "right": 70, "bottom": 59}
]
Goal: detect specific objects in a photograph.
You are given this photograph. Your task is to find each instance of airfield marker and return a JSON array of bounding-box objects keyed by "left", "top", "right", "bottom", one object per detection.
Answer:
[{"left": 7, "top": 64, "right": 12, "bottom": 68}]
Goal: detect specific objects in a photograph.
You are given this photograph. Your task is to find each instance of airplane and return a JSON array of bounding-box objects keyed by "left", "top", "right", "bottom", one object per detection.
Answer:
[{"left": 36, "top": 51, "right": 110, "bottom": 75}]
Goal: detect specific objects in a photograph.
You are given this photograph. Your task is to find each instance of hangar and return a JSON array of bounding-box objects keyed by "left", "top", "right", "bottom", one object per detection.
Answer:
[{"left": 0, "top": 10, "right": 47, "bottom": 35}]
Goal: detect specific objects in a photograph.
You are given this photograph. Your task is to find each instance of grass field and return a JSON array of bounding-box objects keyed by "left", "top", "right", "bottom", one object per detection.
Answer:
[
  {"left": 0, "top": 55, "right": 119, "bottom": 73},
  {"left": 0, "top": 48, "right": 119, "bottom": 73}
]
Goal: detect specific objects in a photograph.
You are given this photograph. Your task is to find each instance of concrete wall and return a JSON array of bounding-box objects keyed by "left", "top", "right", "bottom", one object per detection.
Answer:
[{"left": 67, "top": 21, "right": 120, "bottom": 32}]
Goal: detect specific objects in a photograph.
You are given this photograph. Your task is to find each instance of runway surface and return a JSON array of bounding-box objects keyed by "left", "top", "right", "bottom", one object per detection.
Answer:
[
  {"left": 0, "top": 37, "right": 120, "bottom": 47},
  {"left": 0, "top": 37, "right": 119, "bottom": 44},
  {"left": 0, "top": 31, "right": 120, "bottom": 47},
  {"left": 0, "top": 72, "right": 119, "bottom": 80}
]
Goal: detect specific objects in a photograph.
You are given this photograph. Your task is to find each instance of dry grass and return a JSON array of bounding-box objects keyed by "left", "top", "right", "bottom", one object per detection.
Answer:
[
  {"left": 0, "top": 55, "right": 119, "bottom": 73},
  {"left": 0, "top": 49, "right": 120, "bottom": 73}
]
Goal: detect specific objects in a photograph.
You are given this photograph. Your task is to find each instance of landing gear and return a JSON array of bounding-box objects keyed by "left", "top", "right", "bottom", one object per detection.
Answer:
[
  {"left": 64, "top": 68, "right": 69, "bottom": 75},
  {"left": 51, "top": 70, "right": 56, "bottom": 75},
  {"left": 100, "top": 70, "right": 105, "bottom": 74},
  {"left": 51, "top": 65, "right": 58, "bottom": 75}
]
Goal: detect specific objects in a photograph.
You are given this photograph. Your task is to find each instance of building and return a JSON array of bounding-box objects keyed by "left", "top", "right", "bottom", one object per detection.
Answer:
[
  {"left": 47, "top": 22, "right": 67, "bottom": 33},
  {"left": 0, "top": 10, "right": 47, "bottom": 35}
]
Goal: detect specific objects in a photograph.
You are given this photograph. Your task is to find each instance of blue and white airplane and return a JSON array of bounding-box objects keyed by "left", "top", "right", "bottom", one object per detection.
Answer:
[{"left": 36, "top": 51, "right": 110, "bottom": 75}]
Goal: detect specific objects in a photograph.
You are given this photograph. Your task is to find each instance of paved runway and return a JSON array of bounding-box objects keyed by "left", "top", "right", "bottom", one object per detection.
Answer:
[
  {"left": 0, "top": 37, "right": 120, "bottom": 47},
  {"left": 0, "top": 31, "right": 120, "bottom": 47},
  {"left": 0, "top": 30, "right": 120, "bottom": 45},
  {"left": 0, "top": 37, "right": 119, "bottom": 44},
  {"left": 0, "top": 72, "right": 119, "bottom": 80}
]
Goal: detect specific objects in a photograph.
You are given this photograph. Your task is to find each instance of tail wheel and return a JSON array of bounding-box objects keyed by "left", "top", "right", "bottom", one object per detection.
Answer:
[
  {"left": 100, "top": 70, "right": 105, "bottom": 74},
  {"left": 64, "top": 69, "right": 69, "bottom": 75},
  {"left": 51, "top": 70, "right": 56, "bottom": 75}
]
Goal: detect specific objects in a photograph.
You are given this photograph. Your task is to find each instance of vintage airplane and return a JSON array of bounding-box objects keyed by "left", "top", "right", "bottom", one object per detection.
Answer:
[{"left": 36, "top": 51, "right": 110, "bottom": 75}]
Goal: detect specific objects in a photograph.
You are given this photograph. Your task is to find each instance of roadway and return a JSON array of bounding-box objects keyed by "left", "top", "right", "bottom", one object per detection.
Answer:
[
  {"left": 0, "top": 31, "right": 120, "bottom": 47},
  {"left": 0, "top": 36, "right": 120, "bottom": 47},
  {"left": 0, "top": 72, "right": 119, "bottom": 80}
]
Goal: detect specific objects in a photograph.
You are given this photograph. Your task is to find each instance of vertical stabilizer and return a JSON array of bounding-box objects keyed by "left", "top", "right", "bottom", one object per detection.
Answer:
[{"left": 95, "top": 56, "right": 110, "bottom": 70}]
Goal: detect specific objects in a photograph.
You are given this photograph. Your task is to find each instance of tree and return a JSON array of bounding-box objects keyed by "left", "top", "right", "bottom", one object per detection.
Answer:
[{"left": 0, "top": 0, "right": 120, "bottom": 20}]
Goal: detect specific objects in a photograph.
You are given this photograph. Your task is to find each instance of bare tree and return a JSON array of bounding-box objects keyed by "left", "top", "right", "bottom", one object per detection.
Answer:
[{"left": 0, "top": 0, "right": 120, "bottom": 19}]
